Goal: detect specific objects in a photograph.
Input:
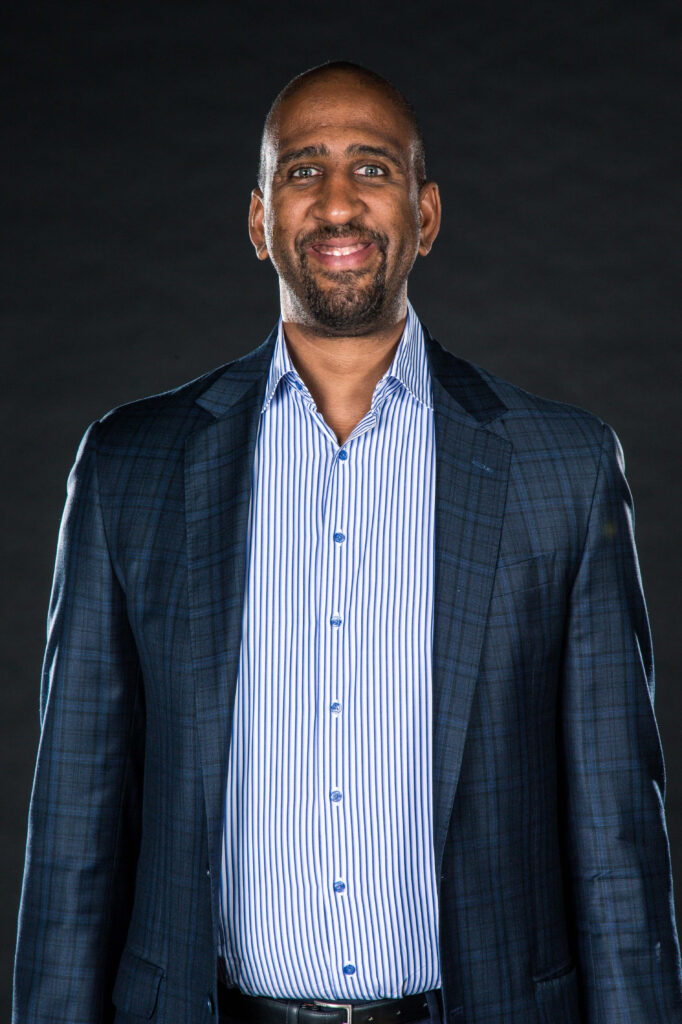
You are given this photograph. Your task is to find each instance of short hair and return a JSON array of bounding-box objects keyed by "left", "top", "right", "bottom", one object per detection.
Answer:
[{"left": 258, "top": 61, "right": 427, "bottom": 190}]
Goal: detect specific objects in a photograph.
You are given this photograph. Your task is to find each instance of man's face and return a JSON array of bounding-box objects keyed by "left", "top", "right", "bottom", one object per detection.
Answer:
[{"left": 250, "top": 75, "right": 440, "bottom": 335}]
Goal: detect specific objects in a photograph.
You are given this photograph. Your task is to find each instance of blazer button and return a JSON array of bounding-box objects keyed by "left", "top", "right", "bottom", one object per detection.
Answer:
[{"left": 206, "top": 992, "right": 215, "bottom": 1015}]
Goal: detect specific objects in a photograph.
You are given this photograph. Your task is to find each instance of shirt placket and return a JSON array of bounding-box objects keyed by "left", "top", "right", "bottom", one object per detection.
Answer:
[{"left": 317, "top": 432, "right": 362, "bottom": 994}]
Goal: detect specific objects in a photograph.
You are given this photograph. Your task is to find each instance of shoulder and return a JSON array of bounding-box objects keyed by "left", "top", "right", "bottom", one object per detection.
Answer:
[
  {"left": 425, "top": 334, "right": 625, "bottom": 519},
  {"left": 475, "top": 359, "right": 625, "bottom": 481},
  {"left": 84, "top": 332, "right": 275, "bottom": 458},
  {"left": 67, "top": 333, "right": 276, "bottom": 506},
  {"left": 426, "top": 333, "right": 612, "bottom": 455},
  {"left": 92, "top": 365, "right": 223, "bottom": 451}
]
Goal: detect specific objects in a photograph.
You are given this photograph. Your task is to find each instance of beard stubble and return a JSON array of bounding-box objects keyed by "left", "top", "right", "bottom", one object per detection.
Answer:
[{"left": 274, "top": 225, "right": 392, "bottom": 335}]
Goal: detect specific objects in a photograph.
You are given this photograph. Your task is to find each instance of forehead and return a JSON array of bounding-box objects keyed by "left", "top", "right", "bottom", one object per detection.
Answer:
[{"left": 268, "top": 76, "right": 414, "bottom": 156}]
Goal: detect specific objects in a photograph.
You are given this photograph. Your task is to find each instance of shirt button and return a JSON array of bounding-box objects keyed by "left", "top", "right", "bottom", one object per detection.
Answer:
[
  {"left": 206, "top": 993, "right": 215, "bottom": 1014},
  {"left": 343, "top": 963, "right": 356, "bottom": 976},
  {"left": 330, "top": 701, "right": 342, "bottom": 714},
  {"left": 333, "top": 532, "right": 346, "bottom": 544},
  {"left": 338, "top": 449, "right": 348, "bottom": 461},
  {"left": 330, "top": 789, "right": 342, "bottom": 803},
  {"left": 330, "top": 615, "right": 342, "bottom": 627},
  {"left": 333, "top": 880, "right": 346, "bottom": 893}
]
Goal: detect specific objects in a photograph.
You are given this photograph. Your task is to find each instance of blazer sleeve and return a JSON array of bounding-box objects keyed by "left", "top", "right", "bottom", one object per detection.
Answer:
[
  {"left": 559, "top": 422, "right": 682, "bottom": 1021},
  {"left": 13, "top": 422, "right": 144, "bottom": 1024}
]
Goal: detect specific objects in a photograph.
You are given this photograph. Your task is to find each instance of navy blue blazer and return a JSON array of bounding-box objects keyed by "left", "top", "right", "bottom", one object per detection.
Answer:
[{"left": 14, "top": 327, "right": 682, "bottom": 1023}]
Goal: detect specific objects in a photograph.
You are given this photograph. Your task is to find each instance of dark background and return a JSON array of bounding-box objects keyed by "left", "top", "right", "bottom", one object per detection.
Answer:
[{"left": 3, "top": 0, "right": 681, "bottom": 1016}]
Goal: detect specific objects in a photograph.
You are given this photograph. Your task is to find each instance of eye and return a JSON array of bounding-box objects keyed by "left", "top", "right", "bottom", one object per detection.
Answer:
[
  {"left": 355, "top": 164, "right": 386, "bottom": 177},
  {"left": 290, "top": 166, "right": 321, "bottom": 179}
]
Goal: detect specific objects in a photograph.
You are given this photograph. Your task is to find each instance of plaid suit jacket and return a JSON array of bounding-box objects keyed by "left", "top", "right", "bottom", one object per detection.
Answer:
[{"left": 14, "top": 326, "right": 682, "bottom": 1023}]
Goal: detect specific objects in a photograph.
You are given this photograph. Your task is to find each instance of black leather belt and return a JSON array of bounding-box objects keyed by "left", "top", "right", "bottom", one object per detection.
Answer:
[{"left": 218, "top": 984, "right": 438, "bottom": 1024}]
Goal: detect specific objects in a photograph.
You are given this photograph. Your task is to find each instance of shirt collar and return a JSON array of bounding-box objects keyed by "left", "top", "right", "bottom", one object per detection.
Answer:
[{"left": 261, "top": 300, "right": 432, "bottom": 413}]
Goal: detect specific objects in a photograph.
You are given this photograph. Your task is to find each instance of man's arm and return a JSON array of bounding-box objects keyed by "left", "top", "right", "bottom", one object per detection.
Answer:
[
  {"left": 13, "top": 423, "right": 144, "bottom": 1024},
  {"left": 560, "top": 422, "right": 682, "bottom": 1021}
]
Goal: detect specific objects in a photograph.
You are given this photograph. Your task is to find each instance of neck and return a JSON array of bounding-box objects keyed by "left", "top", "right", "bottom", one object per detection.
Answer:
[
  {"left": 280, "top": 310, "right": 409, "bottom": 446},
  {"left": 282, "top": 309, "right": 407, "bottom": 400}
]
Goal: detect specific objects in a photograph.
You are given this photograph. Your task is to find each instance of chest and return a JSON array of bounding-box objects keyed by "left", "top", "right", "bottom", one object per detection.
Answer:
[{"left": 248, "top": 387, "right": 436, "bottom": 585}]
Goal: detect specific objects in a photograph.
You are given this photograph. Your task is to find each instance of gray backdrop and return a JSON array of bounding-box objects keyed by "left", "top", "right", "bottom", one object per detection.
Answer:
[{"left": 3, "top": 1, "right": 681, "bottom": 1016}]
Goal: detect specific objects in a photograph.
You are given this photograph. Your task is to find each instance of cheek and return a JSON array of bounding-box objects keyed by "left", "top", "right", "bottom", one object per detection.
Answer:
[
  {"left": 384, "top": 199, "right": 420, "bottom": 240},
  {"left": 388, "top": 214, "right": 420, "bottom": 260},
  {"left": 264, "top": 205, "right": 290, "bottom": 252},
  {"left": 266, "top": 198, "right": 309, "bottom": 241}
]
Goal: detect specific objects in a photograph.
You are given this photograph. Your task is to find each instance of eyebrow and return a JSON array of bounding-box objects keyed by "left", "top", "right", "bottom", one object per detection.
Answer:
[
  {"left": 276, "top": 145, "right": 331, "bottom": 169},
  {"left": 275, "top": 142, "right": 405, "bottom": 172},
  {"left": 345, "top": 143, "right": 404, "bottom": 169}
]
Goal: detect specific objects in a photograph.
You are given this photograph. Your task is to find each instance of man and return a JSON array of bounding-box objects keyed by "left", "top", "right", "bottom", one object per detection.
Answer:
[{"left": 13, "top": 61, "right": 682, "bottom": 1023}]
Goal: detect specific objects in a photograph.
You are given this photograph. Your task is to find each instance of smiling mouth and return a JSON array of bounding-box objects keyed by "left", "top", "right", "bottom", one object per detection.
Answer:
[
  {"left": 305, "top": 238, "right": 378, "bottom": 269},
  {"left": 311, "top": 241, "right": 373, "bottom": 256}
]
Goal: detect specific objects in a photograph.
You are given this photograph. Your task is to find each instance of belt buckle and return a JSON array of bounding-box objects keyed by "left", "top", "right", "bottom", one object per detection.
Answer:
[{"left": 311, "top": 1001, "right": 354, "bottom": 1024}]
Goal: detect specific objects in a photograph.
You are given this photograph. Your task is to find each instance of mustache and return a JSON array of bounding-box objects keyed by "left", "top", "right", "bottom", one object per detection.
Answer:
[{"left": 296, "top": 224, "right": 388, "bottom": 254}]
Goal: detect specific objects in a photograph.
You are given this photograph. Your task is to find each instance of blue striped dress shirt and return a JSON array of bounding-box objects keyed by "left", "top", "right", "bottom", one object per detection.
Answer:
[{"left": 220, "top": 301, "right": 441, "bottom": 1000}]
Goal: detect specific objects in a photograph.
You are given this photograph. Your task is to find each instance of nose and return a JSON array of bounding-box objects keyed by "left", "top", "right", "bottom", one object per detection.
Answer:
[{"left": 311, "top": 169, "right": 365, "bottom": 224}]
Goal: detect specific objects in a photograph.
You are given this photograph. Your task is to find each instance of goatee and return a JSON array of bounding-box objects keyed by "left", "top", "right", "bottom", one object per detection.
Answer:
[
  {"left": 285, "top": 224, "right": 390, "bottom": 335},
  {"left": 299, "top": 260, "right": 388, "bottom": 334}
]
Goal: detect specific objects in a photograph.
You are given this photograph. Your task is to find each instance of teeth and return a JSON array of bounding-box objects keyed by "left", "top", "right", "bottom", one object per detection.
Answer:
[{"left": 316, "top": 242, "right": 367, "bottom": 256}]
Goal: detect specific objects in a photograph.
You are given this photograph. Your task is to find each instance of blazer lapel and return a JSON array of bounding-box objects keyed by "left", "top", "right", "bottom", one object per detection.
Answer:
[
  {"left": 185, "top": 331, "right": 276, "bottom": 884},
  {"left": 426, "top": 333, "right": 512, "bottom": 881}
]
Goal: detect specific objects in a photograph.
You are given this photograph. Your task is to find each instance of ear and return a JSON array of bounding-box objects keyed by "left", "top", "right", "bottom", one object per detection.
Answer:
[
  {"left": 417, "top": 182, "right": 441, "bottom": 256},
  {"left": 249, "top": 188, "right": 269, "bottom": 260}
]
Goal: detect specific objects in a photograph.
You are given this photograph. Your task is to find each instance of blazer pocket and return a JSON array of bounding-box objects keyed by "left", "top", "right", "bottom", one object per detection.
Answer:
[
  {"left": 533, "top": 962, "right": 580, "bottom": 1024},
  {"left": 492, "top": 553, "right": 554, "bottom": 598},
  {"left": 112, "top": 946, "right": 165, "bottom": 1019}
]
